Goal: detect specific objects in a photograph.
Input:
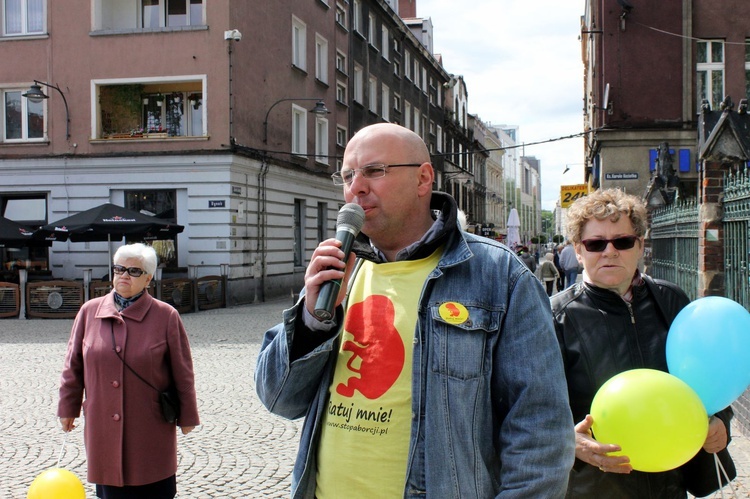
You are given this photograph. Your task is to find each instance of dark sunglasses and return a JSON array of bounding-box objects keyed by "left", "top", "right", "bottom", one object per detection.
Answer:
[
  {"left": 580, "top": 236, "right": 639, "bottom": 252},
  {"left": 112, "top": 265, "right": 146, "bottom": 277}
]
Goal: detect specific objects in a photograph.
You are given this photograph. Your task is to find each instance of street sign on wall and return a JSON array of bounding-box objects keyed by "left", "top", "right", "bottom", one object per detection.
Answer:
[{"left": 560, "top": 184, "right": 589, "bottom": 208}]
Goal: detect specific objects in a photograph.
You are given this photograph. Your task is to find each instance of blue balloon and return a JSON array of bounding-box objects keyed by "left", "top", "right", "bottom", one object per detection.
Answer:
[{"left": 667, "top": 296, "right": 750, "bottom": 415}]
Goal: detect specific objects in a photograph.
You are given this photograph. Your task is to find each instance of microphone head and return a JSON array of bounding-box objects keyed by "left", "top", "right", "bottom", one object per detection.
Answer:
[{"left": 337, "top": 203, "right": 365, "bottom": 232}]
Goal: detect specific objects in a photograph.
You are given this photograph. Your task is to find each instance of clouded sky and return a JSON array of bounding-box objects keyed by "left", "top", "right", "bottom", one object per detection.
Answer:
[{"left": 415, "top": 0, "right": 586, "bottom": 210}]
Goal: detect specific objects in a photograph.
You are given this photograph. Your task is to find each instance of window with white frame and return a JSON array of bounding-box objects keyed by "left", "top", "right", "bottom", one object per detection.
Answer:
[
  {"left": 315, "top": 116, "right": 329, "bottom": 165},
  {"left": 393, "top": 59, "right": 400, "bottom": 78},
  {"left": 335, "top": 2, "right": 347, "bottom": 27},
  {"left": 141, "top": 0, "right": 204, "bottom": 28},
  {"left": 381, "top": 84, "right": 390, "bottom": 121},
  {"left": 413, "top": 108, "right": 420, "bottom": 136},
  {"left": 336, "top": 81, "right": 347, "bottom": 104},
  {"left": 413, "top": 60, "right": 420, "bottom": 87},
  {"left": 368, "top": 13, "right": 377, "bottom": 46},
  {"left": 2, "top": 89, "right": 43, "bottom": 141},
  {"left": 315, "top": 34, "right": 328, "bottom": 83},
  {"left": 404, "top": 101, "right": 411, "bottom": 129},
  {"left": 354, "top": 65, "right": 364, "bottom": 103},
  {"left": 291, "top": 104, "right": 307, "bottom": 155},
  {"left": 336, "top": 125, "right": 347, "bottom": 147},
  {"left": 422, "top": 67, "right": 427, "bottom": 92},
  {"left": 3, "top": 0, "right": 45, "bottom": 35},
  {"left": 353, "top": 0, "right": 362, "bottom": 33},
  {"left": 404, "top": 51, "right": 411, "bottom": 80},
  {"left": 436, "top": 124, "right": 442, "bottom": 152},
  {"left": 336, "top": 50, "right": 347, "bottom": 74},
  {"left": 368, "top": 76, "right": 378, "bottom": 112},
  {"left": 393, "top": 38, "right": 400, "bottom": 54},
  {"left": 292, "top": 16, "right": 307, "bottom": 70},
  {"left": 381, "top": 25, "right": 389, "bottom": 60},
  {"left": 697, "top": 40, "right": 724, "bottom": 111},
  {"left": 393, "top": 92, "right": 401, "bottom": 112}
]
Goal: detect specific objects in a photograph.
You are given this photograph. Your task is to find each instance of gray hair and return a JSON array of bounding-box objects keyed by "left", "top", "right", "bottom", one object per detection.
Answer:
[
  {"left": 113, "top": 243, "right": 158, "bottom": 275},
  {"left": 565, "top": 188, "right": 648, "bottom": 244}
]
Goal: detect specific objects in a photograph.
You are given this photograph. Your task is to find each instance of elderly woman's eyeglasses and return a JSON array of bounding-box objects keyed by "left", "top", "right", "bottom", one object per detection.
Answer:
[
  {"left": 112, "top": 265, "right": 146, "bottom": 277},
  {"left": 331, "top": 163, "right": 422, "bottom": 185},
  {"left": 580, "top": 236, "right": 639, "bottom": 252}
]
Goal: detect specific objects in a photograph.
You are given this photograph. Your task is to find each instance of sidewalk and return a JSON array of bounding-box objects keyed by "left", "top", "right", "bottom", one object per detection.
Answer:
[{"left": 0, "top": 299, "right": 748, "bottom": 498}]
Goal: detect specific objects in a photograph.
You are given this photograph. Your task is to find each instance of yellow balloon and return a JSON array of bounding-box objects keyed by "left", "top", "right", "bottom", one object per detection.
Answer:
[
  {"left": 591, "top": 369, "right": 708, "bottom": 472},
  {"left": 28, "top": 468, "right": 86, "bottom": 499}
]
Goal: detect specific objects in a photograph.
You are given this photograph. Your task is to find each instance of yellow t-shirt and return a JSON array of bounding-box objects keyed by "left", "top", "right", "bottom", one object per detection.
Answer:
[{"left": 315, "top": 249, "right": 441, "bottom": 498}]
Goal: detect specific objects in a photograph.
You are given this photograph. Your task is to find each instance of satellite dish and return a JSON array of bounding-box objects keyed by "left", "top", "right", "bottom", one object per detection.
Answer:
[{"left": 603, "top": 83, "right": 610, "bottom": 111}]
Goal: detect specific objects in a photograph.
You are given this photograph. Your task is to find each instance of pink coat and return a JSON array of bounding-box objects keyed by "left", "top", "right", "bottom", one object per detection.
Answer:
[{"left": 58, "top": 291, "right": 199, "bottom": 487}]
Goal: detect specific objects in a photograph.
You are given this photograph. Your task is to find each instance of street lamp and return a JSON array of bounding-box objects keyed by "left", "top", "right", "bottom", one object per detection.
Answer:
[
  {"left": 22, "top": 80, "right": 70, "bottom": 140},
  {"left": 263, "top": 98, "right": 329, "bottom": 144}
]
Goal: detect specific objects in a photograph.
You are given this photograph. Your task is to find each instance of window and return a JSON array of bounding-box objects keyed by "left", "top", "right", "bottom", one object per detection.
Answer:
[
  {"left": 315, "top": 115, "right": 329, "bottom": 165},
  {"left": 292, "top": 16, "right": 307, "bottom": 70},
  {"left": 381, "top": 25, "right": 390, "bottom": 60},
  {"left": 381, "top": 84, "right": 390, "bottom": 121},
  {"left": 436, "top": 124, "right": 442, "bottom": 152},
  {"left": 125, "top": 189, "right": 179, "bottom": 268},
  {"left": 368, "top": 13, "right": 377, "bottom": 46},
  {"left": 317, "top": 202, "right": 329, "bottom": 243},
  {"left": 413, "top": 60, "right": 420, "bottom": 87},
  {"left": 0, "top": 194, "right": 48, "bottom": 272},
  {"left": 697, "top": 40, "right": 724, "bottom": 111},
  {"left": 336, "top": 51, "right": 347, "bottom": 75},
  {"left": 404, "top": 101, "right": 411, "bottom": 129},
  {"left": 336, "top": 125, "right": 347, "bottom": 147},
  {"left": 336, "top": 81, "right": 347, "bottom": 104},
  {"left": 404, "top": 51, "right": 411, "bottom": 80},
  {"left": 141, "top": 0, "right": 204, "bottom": 28},
  {"left": 3, "top": 89, "right": 43, "bottom": 141},
  {"left": 3, "top": 0, "right": 45, "bottom": 35},
  {"left": 335, "top": 2, "right": 347, "bottom": 27},
  {"left": 393, "top": 59, "right": 400, "bottom": 78},
  {"left": 354, "top": 65, "right": 364, "bottom": 103},
  {"left": 353, "top": 0, "right": 362, "bottom": 33},
  {"left": 368, "top": 76, "right": 378, "bottom": 112},
  {"left": 293, "top": 199, "right": 305, "bottom": 266},
  {"left": 315, "top": 34, "right": 328, "bottom": 83},
  {"left": 413, "top": 108, "right": 420, "bottom": 136},
  {"left": 291, "top": 104, "right": 307, "bottom": 155},
  {"left": 422, "top": 67, "right": 427, "bottom": 92},
  {"left": 393, "top": 92, "right": 401, "bottom": 112},
  {"left": 97, "top": 81, "right": 205, "bottom": 139}
]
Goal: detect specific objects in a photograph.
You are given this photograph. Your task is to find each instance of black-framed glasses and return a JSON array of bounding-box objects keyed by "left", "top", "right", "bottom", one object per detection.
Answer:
[
  {"left": 112, "top": 265, "right": 147, "bottom": 277},
  {"left": 580, "top": 236, "right": 639, "bottom": 252},
  {"left": 331, "top": 163, "right": 423, "bottom": 185}
]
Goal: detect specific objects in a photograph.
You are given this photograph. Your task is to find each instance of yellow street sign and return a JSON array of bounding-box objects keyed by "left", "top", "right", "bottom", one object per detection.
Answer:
[{"left": 561, "top": 184, "right": 589, "bottom": 208}]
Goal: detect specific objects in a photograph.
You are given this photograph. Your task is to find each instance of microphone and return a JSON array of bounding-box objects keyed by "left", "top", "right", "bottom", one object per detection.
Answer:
[{"left": 314, "top": 203, "right": 366, "bottom": 320}]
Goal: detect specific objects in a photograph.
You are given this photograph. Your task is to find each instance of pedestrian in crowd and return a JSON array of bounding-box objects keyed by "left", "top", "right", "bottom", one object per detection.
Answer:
[
  {"left": 558, "top": 239, "right": 579, "bottom": 288},
  {"left": 517, "top": 245, "right": 537, "bottom": 273},
  {"left": 255, "top": 123, "right": 575, "bottom": 498},
  {"left": 553, "top": 245, "right": 565, "bottom": 291},
  {"left": 550, "top": 188, "right": 733, "bottom": 497},
  {"left": 538, "top": 252, "right": 561, "bottom": 296},
  {"left": 58, "top": 243, "right": 199, "bottom": 499}
]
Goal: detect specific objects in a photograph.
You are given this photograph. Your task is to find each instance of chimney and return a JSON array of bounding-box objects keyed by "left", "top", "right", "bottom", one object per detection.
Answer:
[{"left": 399, "top": 0, "right": 417, "bottom": 18}]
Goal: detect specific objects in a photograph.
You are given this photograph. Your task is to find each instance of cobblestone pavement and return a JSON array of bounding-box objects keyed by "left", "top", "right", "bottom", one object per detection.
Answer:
[{"left": 1, "top": 298, "right": 749, "bottom": 498}]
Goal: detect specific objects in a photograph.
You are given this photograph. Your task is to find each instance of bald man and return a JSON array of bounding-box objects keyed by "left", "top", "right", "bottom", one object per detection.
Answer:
[{"left": 256, "top": 123, "right": 575, "bottom": 498}]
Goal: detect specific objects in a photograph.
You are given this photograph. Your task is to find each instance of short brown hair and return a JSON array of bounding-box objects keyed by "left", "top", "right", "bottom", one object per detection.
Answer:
[{"left": 566, "top": 188, "right": 647, "bottom": 243}]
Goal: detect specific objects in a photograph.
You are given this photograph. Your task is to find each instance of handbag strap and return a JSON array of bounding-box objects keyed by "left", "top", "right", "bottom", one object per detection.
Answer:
[{"left": 110, "top": 321, "right": 160, "bottom": 394}]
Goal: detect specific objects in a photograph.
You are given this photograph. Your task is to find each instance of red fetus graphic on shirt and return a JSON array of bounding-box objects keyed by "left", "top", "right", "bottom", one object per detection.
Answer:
[{"left": 336, "top": 294, "right": 405, "bottom": 399}]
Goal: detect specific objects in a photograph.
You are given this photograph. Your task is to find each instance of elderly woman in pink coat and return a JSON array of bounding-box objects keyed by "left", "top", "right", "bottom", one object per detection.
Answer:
[{"left": 58, "top": 243, "right": 199, "bottom": 499}]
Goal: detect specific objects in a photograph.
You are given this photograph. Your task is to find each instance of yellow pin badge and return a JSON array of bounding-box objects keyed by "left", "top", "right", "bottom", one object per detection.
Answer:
[{"left": 439, "top": 302, "right": 469, "bottom": 324}]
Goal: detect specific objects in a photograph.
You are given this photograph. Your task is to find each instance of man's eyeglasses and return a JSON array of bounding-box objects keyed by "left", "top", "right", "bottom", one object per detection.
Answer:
[
  {"left": 580, "top": 236, "right": 639, "bottom": 252},
  {"left": 331, "top": 163, "right": 422, "bottom": 185},
  {"left": 112, "top": 265, "right": 147, "bottom": 277}
]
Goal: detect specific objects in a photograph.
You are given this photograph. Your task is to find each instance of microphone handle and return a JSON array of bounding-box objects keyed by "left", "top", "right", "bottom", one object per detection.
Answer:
[{"left": 313, "top": 226, "right": 358, "bottom": 320}]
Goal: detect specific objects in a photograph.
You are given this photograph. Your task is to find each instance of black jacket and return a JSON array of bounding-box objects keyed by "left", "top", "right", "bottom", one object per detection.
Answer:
[{"left": 551, "top": 275, "right": 733, "bottom": 498}]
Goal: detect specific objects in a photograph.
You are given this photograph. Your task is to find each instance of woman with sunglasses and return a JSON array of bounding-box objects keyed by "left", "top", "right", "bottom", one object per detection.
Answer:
[
  {"left": 550, "top": 188, "right": 733, "bottom": 497},
  {"left": 58, "top": 243, "right": 199, "bottom": 499}
]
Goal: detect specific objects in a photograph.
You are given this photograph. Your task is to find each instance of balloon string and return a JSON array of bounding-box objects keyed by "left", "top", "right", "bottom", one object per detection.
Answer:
[
  {"left": 57, "top": 431, "right": 68, "bottom": 468},
  {"left": 713, "top": 452, "right": 736, "bottom": 498}
]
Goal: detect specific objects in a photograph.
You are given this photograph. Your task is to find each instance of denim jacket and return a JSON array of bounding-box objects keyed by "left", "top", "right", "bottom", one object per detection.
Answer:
[{"left": 255, "top": 194, "right": 575, "bottom": 498}]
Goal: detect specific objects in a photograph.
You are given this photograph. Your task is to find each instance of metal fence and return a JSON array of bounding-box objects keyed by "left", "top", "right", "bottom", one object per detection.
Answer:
[
  {"left": 649, "top": 198, "right": 700, "bottom": 301},
  {"left": 723, "top": 168, "right": 750, "bottom": 310}
]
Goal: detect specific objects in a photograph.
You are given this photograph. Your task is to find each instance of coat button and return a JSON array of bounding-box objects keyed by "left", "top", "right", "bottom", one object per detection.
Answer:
[
  {"left": 115, "top": 346, "right": 121, "bottom": 353},
  {"left": 113, "top": 414, "right": 121, "bottom": 421},
  {"left": 112, "top": 381, "right": 120, "bottom": 388}
]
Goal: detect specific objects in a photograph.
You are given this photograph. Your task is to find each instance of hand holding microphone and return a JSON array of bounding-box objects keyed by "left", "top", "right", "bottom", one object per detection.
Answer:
[{"left": 312, "top": 203, "right": 365, "bottom": 320}]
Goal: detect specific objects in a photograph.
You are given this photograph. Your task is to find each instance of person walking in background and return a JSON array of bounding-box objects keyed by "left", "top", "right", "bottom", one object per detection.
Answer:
[
  {"left": 551, "top": 189, "right": 733, "bottom": 497},
  {"left": 517, "top": 245, "right": 537, "bottom": 273},
  {"left": 559, "top": 240, "right": 579, "bottom": 288},
  {"left": 255, "top": 123, "right": 575, "bottom": 498},
  {"left": 58, "top": 243, "right": 199, "bottom": 499},
  {"left": 539, "top": 252, "right": 561, "bottom": 296},
  {"left": 553, "top": 245, "right": 565, "bottom": 291}
]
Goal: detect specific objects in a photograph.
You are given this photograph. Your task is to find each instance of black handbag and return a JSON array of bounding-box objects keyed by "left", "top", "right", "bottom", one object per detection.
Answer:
[
  {"left": 682, "top": 447, "right": 736, "bottom": 497},
  {"left": 110, "top": 322, "right": 181, "bottom": 424}
]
